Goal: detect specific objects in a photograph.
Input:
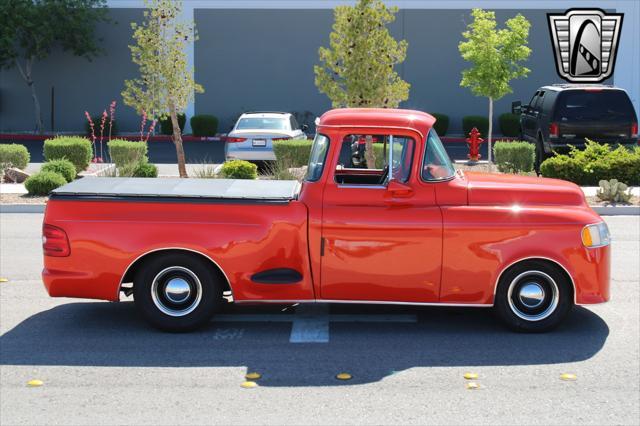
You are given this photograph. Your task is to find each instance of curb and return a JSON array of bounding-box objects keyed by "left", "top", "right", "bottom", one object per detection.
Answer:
[{"left": 0, "top": 204, "right": 46, "bottom": 213}]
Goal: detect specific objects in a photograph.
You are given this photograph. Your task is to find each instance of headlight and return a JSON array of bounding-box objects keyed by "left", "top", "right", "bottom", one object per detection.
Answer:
[{"left": 581, "top": 222, "right": 611, "bottom": 248}]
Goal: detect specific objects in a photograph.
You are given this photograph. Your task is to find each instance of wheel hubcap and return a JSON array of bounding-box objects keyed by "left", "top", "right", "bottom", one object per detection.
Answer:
[
  {"left": 151, "top": 266, "right": 202, "bottom": 317},
  {"left": 507, "top": 271, "right": 559, "bottom": 322}
]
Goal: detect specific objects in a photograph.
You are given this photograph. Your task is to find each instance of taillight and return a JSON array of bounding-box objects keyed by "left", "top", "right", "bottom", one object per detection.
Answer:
[
  {"left": 225, "top": 137, "right": 247, "bottom": 143},
  {"left": 549, "top": 122, "right": 559, "bottom": 138},
  {"left": 632, "top": 122, "right": 638, "bottom": 138},
  {"left": 43, "top": 224, "right": 70, "bottom": 257},
  {"left": 272, "top": 136, "right": 291, "bottom": 142}
]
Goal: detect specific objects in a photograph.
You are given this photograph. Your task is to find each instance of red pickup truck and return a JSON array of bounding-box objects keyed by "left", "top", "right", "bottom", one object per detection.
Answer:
[{"left": 42, "top": 109, "right": 610, "bottom": 332}]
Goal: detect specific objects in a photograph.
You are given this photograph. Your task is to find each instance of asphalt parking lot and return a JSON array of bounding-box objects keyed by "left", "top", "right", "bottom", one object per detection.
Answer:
[{"left": 0, "top": 214, "right": 638, "bottom": 425}]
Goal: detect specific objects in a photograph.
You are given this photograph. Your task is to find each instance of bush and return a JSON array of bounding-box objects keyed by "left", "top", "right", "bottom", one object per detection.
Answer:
[
  {"left": 597, "top": 179, "right": 632, "bottom": 203},
  {"left": 0, "top": 143, "right": 30, "bottom": 170},
  {"left": 190, "top": 115, "right": 219, "bottom": 136},
  {"left": 41, "top": 159, "right": 76, "bottom": 182},
  {"left": 462, "top": 115, "right": 489, "bottom": 137},
  {"left": 540, "top": 139, "right": 640, "bottom": 185},
  {"left": 132, "top": 162, "right": 158, "bottom": 178},
  {"left": 499, "top": 113, "right": 520, "bottom": 137},
  {"left": 220, "top": 160, "right": 258, "bottom": 179},
  {"left": 493, "top": 140, "right": 535, "bottom": 173},
  {"left": 430, "top": 113, "right": 450, "bottom": 136},
  {"left": 24, "top": 171, "right": 67, "bottom": 195},
  {"left": 85, "top": 115, "right": 117, "bottom": 137},
  {"left": 159, "top": 113, "right": 186, "bottom": 135},
  {"left": 273, "top": 139, "right": 313, "bottom": 167},
  {"left": 43, "top": 137, "right": 92, "bottom": 173},
  {"left": 107, "top": 139, "right": 149, "bottom": 168}
]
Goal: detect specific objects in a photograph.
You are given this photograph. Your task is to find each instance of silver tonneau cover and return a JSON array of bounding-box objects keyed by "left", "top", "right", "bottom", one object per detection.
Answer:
[{"left": 52, "top": 178, "right": 301, "bottom": 201}]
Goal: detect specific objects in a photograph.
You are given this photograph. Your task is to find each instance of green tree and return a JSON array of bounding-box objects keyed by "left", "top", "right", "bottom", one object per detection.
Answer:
[
  {"left": 459, "top": 9, "right": 531, "bottom": 165},
  {"left": 122, "top": 0, "right": 203, "bottom": 178},
  {"left": 0, "top": 0, "right": 109, "bottom": 133},
  {"left": 315, "top": 0, "right": 409, "bottom": 168}
]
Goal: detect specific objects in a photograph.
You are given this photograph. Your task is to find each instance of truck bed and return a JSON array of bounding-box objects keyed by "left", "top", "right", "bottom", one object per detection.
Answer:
[{"left": 51, "top": 177, "right": 301, "bottom": 201}]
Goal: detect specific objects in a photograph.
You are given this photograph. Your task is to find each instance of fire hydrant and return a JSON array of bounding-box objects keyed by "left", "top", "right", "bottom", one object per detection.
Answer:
[{"left": 466, "top": 127, "right": 484, "bottom": 161}]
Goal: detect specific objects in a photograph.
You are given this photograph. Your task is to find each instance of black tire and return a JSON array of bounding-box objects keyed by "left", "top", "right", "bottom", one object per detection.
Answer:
[
  {"left": 494, "top": 260, "right": 573, "bottom": 333},
  {"left": 133, "top": 253, "right": 223, "bottom": 332}
]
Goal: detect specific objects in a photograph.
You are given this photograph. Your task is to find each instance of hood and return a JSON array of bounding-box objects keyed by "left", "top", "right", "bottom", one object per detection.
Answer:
[{"left": 465, "top": 172, "right": 586, "bottom": 207}]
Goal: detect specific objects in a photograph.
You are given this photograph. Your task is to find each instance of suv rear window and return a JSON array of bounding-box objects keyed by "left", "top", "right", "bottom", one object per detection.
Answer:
[{"left": 554, "top": 90, "right": 636, "bottom": 121}]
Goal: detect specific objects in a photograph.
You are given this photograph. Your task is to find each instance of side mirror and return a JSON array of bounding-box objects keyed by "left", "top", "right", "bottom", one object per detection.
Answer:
[
  {"left": 301, "top": 124, "right": 309, "bottom": 132},
  {"left": 512, "top": 101, "right": 522, "bottom": 115}
]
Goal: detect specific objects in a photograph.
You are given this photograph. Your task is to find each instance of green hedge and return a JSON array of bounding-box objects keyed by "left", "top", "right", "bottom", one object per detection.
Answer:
[
  {"left": 190, "top": 115, "right": 219, "bottom": 136},
  {"left": 273, "top": 139, "right": 313, "bottom": 167},
  {"left": 43, "top": 137, "right": 92, "bottom": 173},
  {"left": 24, "top": 171, "right": 67, "bottom": 195},
  {"left": 0, "top": 143, "right": 30, "bottom": 170},
  {"left": 499, "top": 113, "right": 520, "bottom": 137},
  {"left": 132, "top": 162, "right": 158, "bottom": 178},
  {"left": 494, "top": 140, "right": 535, "bottom": 173},
  {"left": 462, "top": 115, "right": 489, "bottom": 137},
  {"left": 41, "top": 159, "right": 76, "bottom": 182},
  {"left": 430, "top": 113, "right": 450, "bottom": 136},
  {"left": 220, "top": 160, "right": 258, "bottom": 179},
  {"left": 540, "top": 140, "right": 640, "bottom": 185},
  {"left": 159, "top": 113, "right": 186, "bottom": 135},
  {"left": 85, "top": 115, "right": 117, "bottom": 137},
  {"left": 107, "top": 139, "right": 149, "bottom": 168}
]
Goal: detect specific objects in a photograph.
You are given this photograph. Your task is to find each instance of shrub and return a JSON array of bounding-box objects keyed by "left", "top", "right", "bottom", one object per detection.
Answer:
[
  {"left": 24, "top": 171, "right": 67, "bottom": 195},
  {"left": 159, "top": 113, "right": 186, "bottom": 135},
  {"left": 41, "top": 159, "right": 76, "bottom": 182},
  {"left": 85, "top": 115, "right": 117, "bottom": 137},
  {"left": 273, "top": 139, "right": 313, "bottom": 167},
  {"left": 540, "top": 139, "right": 640, "bottom": 185},
  {"left": 462, "top": 115, "right": 489, "bottom": 137},
  {"left": 132, "top": 162, "right": 158, "bottom": 178},
  {"left": 107, "top": 139, "right": 149, "bottom": 168},
  {"left": 220, "top": 160, "right": 258, "bottom": 179},
  {"left": 499, "top": 113, "right": 520, "bottom": 137},
  {"left": 430, "top": 113, "right": 450, "bottom": 136},
  {"left": 193, "top": 162, "right": 218, "bottom": 179},
  {"left": 493, "top": 140, "right": 535, "bottom": 173},
  {"left": 0, "top": 143, "right": 30, "bottom": 170},
  {"left": 43, "top": 137, "right": 92, "bottom": 173},
  {"left": 597, "top": 179, "right": 632, "bottom": 203},
  {"left": 190, "top": 115, "right": 219, "bottom": 136}
]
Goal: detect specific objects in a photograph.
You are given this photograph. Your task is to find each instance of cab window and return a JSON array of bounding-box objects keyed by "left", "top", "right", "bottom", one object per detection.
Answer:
[
  {"left": 422, "top": 129, "right": 455, "bottom": 181},
  {"left": 305, "top": 134, "right": 330, "bottom": 182}
]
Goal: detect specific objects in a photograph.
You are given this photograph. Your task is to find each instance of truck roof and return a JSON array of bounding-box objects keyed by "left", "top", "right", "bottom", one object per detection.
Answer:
[{"left": 317, "top": 108, "right": 436, "bottom": 139}]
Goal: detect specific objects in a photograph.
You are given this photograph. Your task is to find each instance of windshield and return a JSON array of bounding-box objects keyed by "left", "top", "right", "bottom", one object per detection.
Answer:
[
  {"left": 554, "top": 90, "right": 636, "bottom": 121},
  {"left": 236, "top": 117, "right": 289, "bottom": 130},
  {"left": 422, "top": 129, "right": 455, "bottom": 181},
  {"left": 305, "top": 134, "right": 330, "bottom": 182}
]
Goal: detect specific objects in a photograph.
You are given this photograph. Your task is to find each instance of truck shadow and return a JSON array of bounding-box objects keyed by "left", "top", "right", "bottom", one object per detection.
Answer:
[{"left": 0, "top": 302, "right": 608, "bottom": 387}]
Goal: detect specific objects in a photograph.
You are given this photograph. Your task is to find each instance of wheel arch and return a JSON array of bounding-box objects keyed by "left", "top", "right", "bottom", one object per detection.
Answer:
[
  {"left": 493, "top": 256, "right": 576, "bottom": 305},
  {"left": 118, "top": 248, "right": 233, "bottom": 300}
]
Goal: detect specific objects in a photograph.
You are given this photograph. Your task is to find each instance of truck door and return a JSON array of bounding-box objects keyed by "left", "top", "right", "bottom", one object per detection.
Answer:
[{"left": 320, "top": 131, "right": 442, "bottom": 303}]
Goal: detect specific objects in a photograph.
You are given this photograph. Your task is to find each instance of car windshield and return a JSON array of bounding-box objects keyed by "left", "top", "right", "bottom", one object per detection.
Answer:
[
  {"left": 554, "top": 90, "right": 636, "bottom": 121},
  {"left": 236, "top": 117, "right": 289, "bottom": 130},
  {"left": 422, "top": 129, "right": 455, "bottom": 181}
]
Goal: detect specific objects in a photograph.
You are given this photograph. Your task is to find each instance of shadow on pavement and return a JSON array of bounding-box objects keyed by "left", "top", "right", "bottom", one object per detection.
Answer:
[{"left": 0, "top": 302, "right": 608, "bottom": 386}]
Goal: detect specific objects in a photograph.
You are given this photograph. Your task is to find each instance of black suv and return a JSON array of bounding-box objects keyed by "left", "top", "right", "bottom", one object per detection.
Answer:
[{"left": 512, "top": 84, "right": 638, "bottom": 170}]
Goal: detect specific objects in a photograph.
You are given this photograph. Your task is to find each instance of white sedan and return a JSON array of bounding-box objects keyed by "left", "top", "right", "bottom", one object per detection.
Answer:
[{"left": 225, "top": 112, "right": 308, "bottom": 162}]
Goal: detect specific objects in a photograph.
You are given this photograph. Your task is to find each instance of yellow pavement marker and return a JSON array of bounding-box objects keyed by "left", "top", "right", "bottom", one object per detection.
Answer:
[
  {"left": 560, "top": 373, "right": 577, "bottom": 381},
  {"left": 27, "top": 379, "right": 43, "bottom": 387},
  {"left": 465, "top": 382, "right": 480, "bottom": 390},
  {"left": 336, "top": 373, "right": 352, "bottom": 380},
  {"left": 240, "top": 381, "right": 258, "bottom": 389},
  {"left": 245, "top": 372, "right": 261, "bottom": 380},
  {"left": 463, "top": 373, "right": 478, "bottom": 380}
]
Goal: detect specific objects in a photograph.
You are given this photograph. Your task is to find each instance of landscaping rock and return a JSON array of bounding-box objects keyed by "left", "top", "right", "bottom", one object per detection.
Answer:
[{"left": 3, "top": 167, "right": 30, "bottom": 183}]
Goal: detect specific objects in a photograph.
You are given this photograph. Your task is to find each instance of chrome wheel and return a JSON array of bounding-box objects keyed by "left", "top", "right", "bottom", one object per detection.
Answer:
[
  {"left": 151, "top": 266, "right": 202, "bottom": 317},
  {"left": 507, "top": 270, "right": 559, "bottom": 322}
]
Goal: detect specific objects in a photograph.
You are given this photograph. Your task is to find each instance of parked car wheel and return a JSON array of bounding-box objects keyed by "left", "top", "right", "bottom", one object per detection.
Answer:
[
  {"left": 133, "top": 253, "right": 223, "bottom": 332},
  {"left": 494, "top": 260, "right": 573, "bottom": 333}
]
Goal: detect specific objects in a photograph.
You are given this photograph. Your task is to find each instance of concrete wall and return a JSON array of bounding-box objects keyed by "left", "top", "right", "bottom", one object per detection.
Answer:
[{"left": 1, "top": 4, "right": 632, "bottom": 135}]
